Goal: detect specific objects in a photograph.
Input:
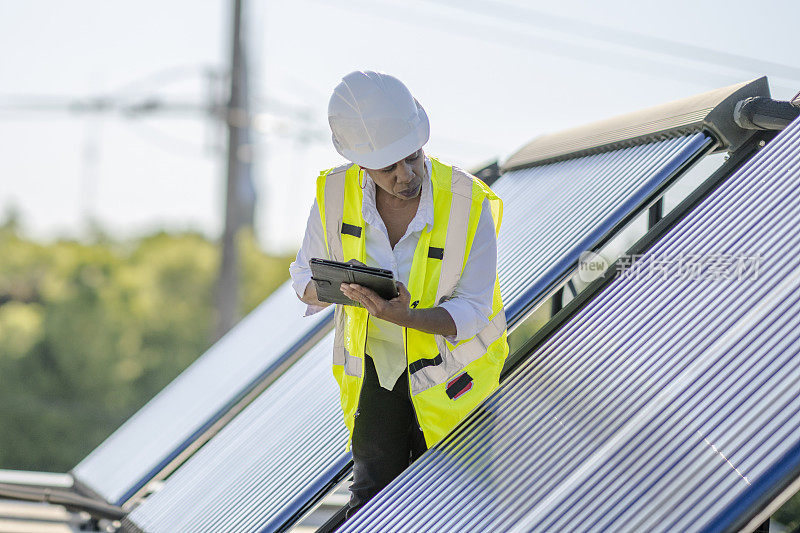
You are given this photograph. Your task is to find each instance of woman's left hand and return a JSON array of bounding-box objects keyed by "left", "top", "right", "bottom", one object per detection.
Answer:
[{"left": 341, "top": 281, "right": 413, "bottom": 326}]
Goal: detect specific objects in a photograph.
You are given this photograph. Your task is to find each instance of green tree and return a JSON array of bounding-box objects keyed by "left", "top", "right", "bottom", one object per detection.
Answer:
[{"left": 0, "top": 225, "right": 291, "bottom": 471}]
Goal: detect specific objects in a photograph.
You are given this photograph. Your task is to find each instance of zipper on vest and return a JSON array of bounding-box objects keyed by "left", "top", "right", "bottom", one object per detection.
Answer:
[
  {"left": 404, "top": 325, "right": 424, "bottom": 435},
  {"left": 354, "top": 318, "right": 369, "bottom": 420}
]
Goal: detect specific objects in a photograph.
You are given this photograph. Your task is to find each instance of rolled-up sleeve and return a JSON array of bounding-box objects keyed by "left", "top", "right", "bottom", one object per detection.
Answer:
[
  {"left": 289, "top": 200, "right": 330, "bottom": 316},
  {"left": 438, "top": 197, "right": 497, "bottom": 343}
]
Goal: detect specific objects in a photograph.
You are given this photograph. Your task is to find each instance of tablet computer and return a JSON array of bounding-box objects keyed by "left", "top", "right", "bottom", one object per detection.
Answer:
[{"left": 310, "top": 258, "right": 399, "bottom": 306}]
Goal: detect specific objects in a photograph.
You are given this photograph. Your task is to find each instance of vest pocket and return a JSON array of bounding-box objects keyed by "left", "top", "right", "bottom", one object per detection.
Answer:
[{"left": 445, "top": 372, "right": 473, "bottom": 400}]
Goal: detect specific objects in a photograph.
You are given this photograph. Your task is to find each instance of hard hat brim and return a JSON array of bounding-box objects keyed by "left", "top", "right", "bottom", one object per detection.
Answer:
[{"left": 334, "top": 103, "right": 430, "bottom": 170}]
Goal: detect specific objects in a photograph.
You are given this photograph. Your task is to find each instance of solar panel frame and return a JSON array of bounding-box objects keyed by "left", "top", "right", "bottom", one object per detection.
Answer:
[
  {"left": 124, "top": 334, "right": 347, "bottom": 533},
  {"left": 490, "top": 134, "right": 712, "bottom": 323},
  {"left": 72, "top": 281, "right": 332, "bottom": 506}
]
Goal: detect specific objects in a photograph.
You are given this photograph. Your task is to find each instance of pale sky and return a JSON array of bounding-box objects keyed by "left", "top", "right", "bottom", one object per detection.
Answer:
[{"left": 1, "top": 0, "right": 798, "bottom": 252}]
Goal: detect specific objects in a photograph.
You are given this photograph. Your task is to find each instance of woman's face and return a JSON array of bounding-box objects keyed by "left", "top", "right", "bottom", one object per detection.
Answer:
[{"left": 364, "top": 149, "right": 426, "bottom": 201}]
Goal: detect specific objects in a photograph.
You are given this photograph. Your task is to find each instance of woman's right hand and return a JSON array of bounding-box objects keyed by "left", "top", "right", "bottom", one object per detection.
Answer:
[{"left": 301, "top": 280, "right": 330, "bottom": 308}]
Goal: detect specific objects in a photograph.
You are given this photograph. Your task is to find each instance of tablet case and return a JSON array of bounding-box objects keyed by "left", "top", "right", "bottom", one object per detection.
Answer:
[{"left": 310, "top": 258, "right": 399, "bottom": 306}]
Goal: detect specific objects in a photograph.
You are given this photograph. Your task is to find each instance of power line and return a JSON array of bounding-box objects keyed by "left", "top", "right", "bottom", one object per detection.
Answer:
[
  {"left": 121, "top": 116, "right": 214, "bottom": 158},
  {"left": 425, "top": 0, "right": 800, "bottom": 83},
  {"left": 311, "top": 0, "right": 793, "bottom": 93},
  {"left": 108, "top": 64, "right": 216, "bottom": 104}
]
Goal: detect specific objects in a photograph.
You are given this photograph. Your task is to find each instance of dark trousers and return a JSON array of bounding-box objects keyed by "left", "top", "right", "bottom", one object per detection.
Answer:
[{"left": 347, "top": 355, "right": 427, "bottom": 518}]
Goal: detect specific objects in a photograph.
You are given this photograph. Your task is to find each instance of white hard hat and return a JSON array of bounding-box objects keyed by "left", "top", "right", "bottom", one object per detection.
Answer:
[{"left": 328, "top": 70, "right": 430, "bottom": 169}]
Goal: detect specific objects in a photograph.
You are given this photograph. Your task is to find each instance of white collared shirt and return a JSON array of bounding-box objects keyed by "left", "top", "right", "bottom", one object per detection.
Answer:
[{"left": 289, "top": 157, "right": 497, "bottom": 390}]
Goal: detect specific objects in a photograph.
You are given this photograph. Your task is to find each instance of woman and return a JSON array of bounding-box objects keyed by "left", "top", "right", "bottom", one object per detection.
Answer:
[{"left": 289, "top": 70, "right": 508, "bottom": 518}]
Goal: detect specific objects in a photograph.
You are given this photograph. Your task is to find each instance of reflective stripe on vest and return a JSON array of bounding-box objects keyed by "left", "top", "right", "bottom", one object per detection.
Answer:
[
  {"left": 319, "top": 164, "right": 349, "bottom": 262},
  {"left": 435, "top": 168, "right": 472, "bottom": 306},
  {"left": 322, "top": 165, "right": 359, "bottom": 375},
  {"left": 332, "top": 307, "right": 363, "bottom": 378},
  {"left": 411, "top": 308, "right": 507, "bottom": 394}
]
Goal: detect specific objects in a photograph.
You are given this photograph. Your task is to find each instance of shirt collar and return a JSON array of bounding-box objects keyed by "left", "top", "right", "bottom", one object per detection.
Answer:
[{"left": 361, "top": 156, "right": 435, "bottom": 232}]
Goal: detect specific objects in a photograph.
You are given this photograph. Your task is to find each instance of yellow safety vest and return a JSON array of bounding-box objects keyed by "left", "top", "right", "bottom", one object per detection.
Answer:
[{"left": 316, "top": 157, "right": 509, "bottom": 448}]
